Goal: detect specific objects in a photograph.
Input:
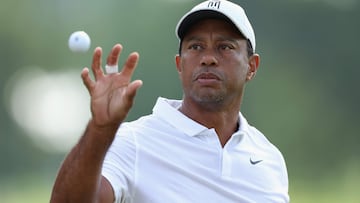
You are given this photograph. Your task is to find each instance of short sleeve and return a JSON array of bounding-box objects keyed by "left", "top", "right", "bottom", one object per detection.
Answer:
[{"left": 102, "top": 124, "right": 136, "bottom": 203}]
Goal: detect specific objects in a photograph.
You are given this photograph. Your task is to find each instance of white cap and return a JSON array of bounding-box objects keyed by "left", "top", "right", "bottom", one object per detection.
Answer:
[{"left": 176, "top": 0, "right": 256, "bottom": 51}]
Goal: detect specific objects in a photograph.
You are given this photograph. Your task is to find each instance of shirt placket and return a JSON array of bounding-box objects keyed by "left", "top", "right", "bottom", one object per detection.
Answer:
[{"left": 221, "top": 133, "right": 243, "bottom": 177}]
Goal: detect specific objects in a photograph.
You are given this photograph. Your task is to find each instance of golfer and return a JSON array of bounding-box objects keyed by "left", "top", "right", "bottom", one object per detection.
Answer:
[{"left": 51, "top": 1, "right": 289, "bottom": 202}]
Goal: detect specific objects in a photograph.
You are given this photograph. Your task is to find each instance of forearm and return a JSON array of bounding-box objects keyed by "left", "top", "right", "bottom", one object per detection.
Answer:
[{"left": 50, "top": 120, "right": 118, "bottom": 203}]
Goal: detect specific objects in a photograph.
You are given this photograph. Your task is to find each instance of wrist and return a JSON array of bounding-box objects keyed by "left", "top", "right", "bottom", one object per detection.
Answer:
[
  {"left": 89, "top": 118, "right": 119, "bottom": 131},
  {"left": 85, "top": 119, "right": 120, "bottom": 146}
]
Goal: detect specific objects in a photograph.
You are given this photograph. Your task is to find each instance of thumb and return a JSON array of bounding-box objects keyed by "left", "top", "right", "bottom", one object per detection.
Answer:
[
  {"left": 126, "top": 80, "right": 143, "bottom": 100},
  {"left": 81, "top": 67, "right": 95, "bottom": 94}
]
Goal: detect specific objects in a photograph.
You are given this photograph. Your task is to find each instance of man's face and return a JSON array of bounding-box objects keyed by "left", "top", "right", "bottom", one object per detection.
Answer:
[{"left": 175, "top": 18, "right": 259, "bottom": 109}]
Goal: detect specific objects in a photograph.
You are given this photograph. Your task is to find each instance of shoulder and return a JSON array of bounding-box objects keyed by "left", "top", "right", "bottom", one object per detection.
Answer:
[
  {"left": 247, "top": 124, "right": 274, "bottom": 148},
  {"left": 240, "top": 113, "right": 286, "bottom": 162},
  {"left": 244, "top": 121, "right": 289, "bottom": 182}
]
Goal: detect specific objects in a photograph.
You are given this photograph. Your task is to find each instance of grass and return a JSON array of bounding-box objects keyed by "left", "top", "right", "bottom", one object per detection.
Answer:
[
  {"left": 0, "top": 166, "right": 358, "bottom": 203},
  {"left": 290, "top": 163, "right": 360, "bottom": 203},
  {"left": 0, "top": 174, "right": 52, "bottom": 203}
]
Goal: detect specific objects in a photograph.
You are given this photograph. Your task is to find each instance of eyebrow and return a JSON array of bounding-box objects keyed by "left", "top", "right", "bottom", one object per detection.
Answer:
[
  {"left": 184, "top": 35, "right": 242, "bottom": 44},
  {"left": 184, "top": 36, "right": 246, "bottom": 49},
  {"left": 183, "top": 36, "right": 202, "bottom": 43}
]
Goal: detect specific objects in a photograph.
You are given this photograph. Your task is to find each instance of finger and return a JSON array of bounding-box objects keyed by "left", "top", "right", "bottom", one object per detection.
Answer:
[
  {"left": 121, "top": 52, "right": 140, "bottom": 79},
  {"left": 124, "top": 79, "right": 143, "bottom": 108},
  {"left": 81, "top": 67, "right": 95, "bottom": 94},
  {"left": 91, "top": 47, "right": 104, "bottom": 80},
  {"left": 127, "top": 80, "right": 143, "bottom": 98},
  {"left": 106, "top": 44, "right": 122, "bottom": 66}
]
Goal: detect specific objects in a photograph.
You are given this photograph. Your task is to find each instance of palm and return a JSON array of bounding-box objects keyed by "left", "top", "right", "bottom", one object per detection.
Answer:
[{"left": 81, "top": 44, "right": 142, "bottom": 127}]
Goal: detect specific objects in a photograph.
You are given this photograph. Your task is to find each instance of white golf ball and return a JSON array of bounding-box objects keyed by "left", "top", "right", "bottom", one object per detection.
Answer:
[{"left": 68, "top": 31, "right": 91, "bottom": 53}]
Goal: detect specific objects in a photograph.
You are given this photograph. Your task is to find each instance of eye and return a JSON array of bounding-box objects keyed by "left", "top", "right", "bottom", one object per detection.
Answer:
[
  {"left": 188, "top": 44, "right": 202, "bottom": 51},
  {"left": 219, "top": 44, "right": 234, "bottom": 50}
]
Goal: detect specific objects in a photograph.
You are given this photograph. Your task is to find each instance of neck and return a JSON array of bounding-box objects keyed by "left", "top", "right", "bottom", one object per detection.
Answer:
[{"left": 179, "top": 98, "right": 240, "bottom": 147}]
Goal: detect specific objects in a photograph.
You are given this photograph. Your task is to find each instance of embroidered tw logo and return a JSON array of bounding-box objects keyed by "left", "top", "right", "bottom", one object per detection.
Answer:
[{"left": 207, "top": 1, "right": 221, "bottom": 9}]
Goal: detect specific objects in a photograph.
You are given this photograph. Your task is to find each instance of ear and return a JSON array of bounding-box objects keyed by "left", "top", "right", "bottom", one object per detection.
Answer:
[
  {"left": 175, "top": 54, "right": 182, "bottom": 73},
  {"left": 246, "top": 54, "right": 260, "bottom": 81}
]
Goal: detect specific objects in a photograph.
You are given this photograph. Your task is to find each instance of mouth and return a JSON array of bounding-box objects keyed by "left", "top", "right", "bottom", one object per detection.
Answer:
[
  {"left": 195, "top": 72, "right": 220, "bottom": 81},
  {"left": 193, "top": 72, "right": 222, "bottom": 86}
]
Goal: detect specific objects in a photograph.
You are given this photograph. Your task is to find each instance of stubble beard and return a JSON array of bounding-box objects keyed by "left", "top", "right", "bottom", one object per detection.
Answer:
[{"left": 187, "top": 87, "right": 228, "bottom": 111}]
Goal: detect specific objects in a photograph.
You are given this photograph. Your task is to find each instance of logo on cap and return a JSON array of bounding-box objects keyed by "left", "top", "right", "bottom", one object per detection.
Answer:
[{"left": 207, "top": 1, "right": 221, "bottom": 9}]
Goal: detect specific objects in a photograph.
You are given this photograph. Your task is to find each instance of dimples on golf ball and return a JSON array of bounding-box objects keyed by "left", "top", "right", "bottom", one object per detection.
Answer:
[{"left": 68, "top": 31, "right": 91, "bottom": 53}]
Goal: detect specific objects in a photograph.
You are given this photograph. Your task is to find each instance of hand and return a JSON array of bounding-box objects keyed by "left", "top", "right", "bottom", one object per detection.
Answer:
[{"left": 81, "top": 44, "right": 143, "bottom": 129}]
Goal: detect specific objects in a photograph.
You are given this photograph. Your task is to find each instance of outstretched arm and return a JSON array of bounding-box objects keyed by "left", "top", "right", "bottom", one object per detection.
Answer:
[{"left": 50, "top": 44, "right": 142, "bottom": 203}]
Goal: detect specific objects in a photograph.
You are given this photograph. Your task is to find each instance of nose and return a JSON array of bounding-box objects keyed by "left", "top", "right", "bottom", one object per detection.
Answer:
[{"left": 200, "top": 49, "right": 218, "bottom": 67}]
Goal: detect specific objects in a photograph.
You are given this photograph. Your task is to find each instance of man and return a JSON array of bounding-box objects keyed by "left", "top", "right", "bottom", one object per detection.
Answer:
[{"left": 50, "top": 0, "right": 289, "bottom": 202}]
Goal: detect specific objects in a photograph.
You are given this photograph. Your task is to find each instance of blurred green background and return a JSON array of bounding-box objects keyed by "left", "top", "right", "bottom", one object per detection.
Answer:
[{"left": 1, "top": 0, "right": 359, "bottom": 202}]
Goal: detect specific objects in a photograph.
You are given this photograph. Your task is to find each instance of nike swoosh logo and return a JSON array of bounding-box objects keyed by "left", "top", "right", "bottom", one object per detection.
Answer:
[{"left": 250, "top": 158, "right": 263, "bottom": 165}]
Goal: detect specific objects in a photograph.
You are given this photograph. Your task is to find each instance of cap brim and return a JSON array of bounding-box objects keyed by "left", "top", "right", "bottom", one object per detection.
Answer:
[{"left": 177, "top": 10, "right": 235, "bottom": 40}]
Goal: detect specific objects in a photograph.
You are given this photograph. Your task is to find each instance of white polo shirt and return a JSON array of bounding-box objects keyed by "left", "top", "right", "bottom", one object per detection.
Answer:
[{"left": 102, "top": 97, "right": 289, "bottom": 203}]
